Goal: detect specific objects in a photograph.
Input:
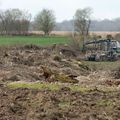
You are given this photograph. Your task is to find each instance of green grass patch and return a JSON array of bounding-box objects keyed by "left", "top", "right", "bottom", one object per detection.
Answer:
[
  {"left": 69, "top": 85, "right": 91, "bottom": 92},
  {"left": 7, "top": 82, "right": 119, "bottom": 92},
  {"left": 8, "top": 82, "right": 61, "bottom": 91},
  {"left": 0, "top": 36, "right": 69, "bottom": 45},
  {"left": 7, "top": 82, "right": 92, "bottom": 92}
]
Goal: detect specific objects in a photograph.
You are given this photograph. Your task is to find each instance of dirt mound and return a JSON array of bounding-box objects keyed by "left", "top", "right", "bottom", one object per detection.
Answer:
[{"left": 0, "top": 45, "right": 89, "bottom": 83}]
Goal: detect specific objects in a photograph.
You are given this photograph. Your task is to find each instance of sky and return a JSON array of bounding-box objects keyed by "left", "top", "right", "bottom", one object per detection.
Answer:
[{"left": 0, "top": 0, "right": 120, "bottom": 22}]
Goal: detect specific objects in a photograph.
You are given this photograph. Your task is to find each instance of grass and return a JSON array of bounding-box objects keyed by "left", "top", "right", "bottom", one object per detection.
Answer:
[
  {"left": 97, "top": 99, "right": 113, "bottom": 106},
  {"left": 7, "top": 81, "right": 120, "bottom": 92},
  {"left": 8, "top": 82, "right": 61, "bottom": 91},
  {"left": 7, "top": 82, "right": 92, "bottom": 92},
  {"left": 83, "top": 60, "right": 120, "bottom": 71},
  {"left": 0, "top": 36, "right": 69, "bottom": 45},
  {"left": 59, "top": 102, "right": 71, "bottom": 109}
]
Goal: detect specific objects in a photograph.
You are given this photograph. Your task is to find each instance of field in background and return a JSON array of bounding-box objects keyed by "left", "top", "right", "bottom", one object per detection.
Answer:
[
  {"left": 0, "top": 31, "right": 119, "bottom": 45},
  {"left": 0, "top": 36, "right": 68, "bottom": 45},
  {"left": 50, "top": 31, "right": 120, "bottom": 37}
]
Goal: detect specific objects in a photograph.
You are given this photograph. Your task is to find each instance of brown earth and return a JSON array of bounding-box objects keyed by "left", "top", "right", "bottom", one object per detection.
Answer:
[
  {"left": 0, "top": 44, "right": 89, "bottom": 83},
  {"left": 0, "top": 87, "right": 120, "bottom": 120},
  {"left": 0, "top": 44, "right": 120, "bottom": 120}
]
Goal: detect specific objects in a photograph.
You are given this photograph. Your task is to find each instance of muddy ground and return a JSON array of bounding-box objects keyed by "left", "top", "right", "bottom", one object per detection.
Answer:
[{"left": 0, "top": 44, "right": 120, "bottom": 120}]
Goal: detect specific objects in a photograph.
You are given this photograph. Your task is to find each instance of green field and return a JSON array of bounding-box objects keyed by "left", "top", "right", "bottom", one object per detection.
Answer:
[{"left": 0, "top": 36, "right": 69, "bottom": 45}]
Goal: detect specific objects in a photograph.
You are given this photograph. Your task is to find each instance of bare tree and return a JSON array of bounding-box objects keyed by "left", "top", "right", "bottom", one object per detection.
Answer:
[
  {"left": 0, "top": 9, "right": 31, "bottom": 35},
  {"left": 34, "top": 9, "right": 56, "bottom": 35},
  {"left": 74, "top": 7, "right": 92, "bottom": 51}
]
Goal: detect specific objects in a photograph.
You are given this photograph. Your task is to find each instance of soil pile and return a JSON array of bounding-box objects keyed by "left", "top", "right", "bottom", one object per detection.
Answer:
[{"left": 0, "top": 44, "right": 89, "bottom": 83}]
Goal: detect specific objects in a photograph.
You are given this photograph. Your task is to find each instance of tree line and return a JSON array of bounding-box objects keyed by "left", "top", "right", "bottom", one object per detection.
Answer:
[
  {"left": 0, "top": 8, "right": 56, "bottom": 35},
  {"left": 0, "top": 9, "right": 31, "bottom": 35},
  {"left": 55, "top": 19, "right": 120, "bottom": 31},
  {"left": 0, "top": 8, "right": 92, "bottom": 36}
]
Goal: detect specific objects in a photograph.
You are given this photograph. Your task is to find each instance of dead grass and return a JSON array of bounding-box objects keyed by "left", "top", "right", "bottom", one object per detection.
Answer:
[
  {"left": 52, "top": 31, "right": 120, "bottom": 37},
  {"left": 83, "top": 60, "right": 120, "bottom": 71},
  {"left": 31, "top": 31, "right": 120, "bottom": 37}
]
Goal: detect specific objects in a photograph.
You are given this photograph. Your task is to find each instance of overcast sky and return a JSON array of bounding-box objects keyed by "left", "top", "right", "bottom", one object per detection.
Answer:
[{"left": 0, "top": 0, "right": 120, "bottom": 22}]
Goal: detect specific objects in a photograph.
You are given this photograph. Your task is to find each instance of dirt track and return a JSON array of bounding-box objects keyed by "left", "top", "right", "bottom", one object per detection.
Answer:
[{"left": 0, "top": 44, "right": 120, "bottom": 120}]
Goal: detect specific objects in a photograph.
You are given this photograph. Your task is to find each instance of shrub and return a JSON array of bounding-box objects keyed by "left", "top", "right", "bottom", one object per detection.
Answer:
[{"left": 114, "top": 33, "right": 120, "bottom": 41}]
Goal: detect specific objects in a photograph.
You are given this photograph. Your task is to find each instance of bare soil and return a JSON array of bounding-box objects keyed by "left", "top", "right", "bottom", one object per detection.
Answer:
[
  {"left": 0, "top": 87, "right": 120, "bottom": 120},
  {"left": 0, "top": 44, "right": 120, "bottom": 120}
]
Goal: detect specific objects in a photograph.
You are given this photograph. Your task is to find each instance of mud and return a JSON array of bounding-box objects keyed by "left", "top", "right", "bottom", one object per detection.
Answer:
[
  {"left": 0, "top": 44, "right": 120, "bottom": 120},
  {"left": 0, "top": 87, "right": 120, "bottom": 120}
]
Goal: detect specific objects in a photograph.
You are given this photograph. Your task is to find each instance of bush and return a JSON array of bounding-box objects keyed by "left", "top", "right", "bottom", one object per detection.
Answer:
[
  {"left": 106, "top": 34, "right": 113, "bottom": 39},
  {"left": 69, "top": 34, "right": 83, "bottom": 51},
  {"left": 114, "top": 33, "right": 120, "bottom": 41}
]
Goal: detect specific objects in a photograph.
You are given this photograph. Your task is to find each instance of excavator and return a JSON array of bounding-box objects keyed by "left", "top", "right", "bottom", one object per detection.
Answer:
[{"left": 84, "top": 39, "right": 120, "bottom": 61}]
